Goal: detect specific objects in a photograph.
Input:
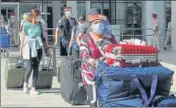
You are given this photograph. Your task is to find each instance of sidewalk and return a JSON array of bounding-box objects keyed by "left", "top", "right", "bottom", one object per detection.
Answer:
[
  {"left": 1, "top": 57, "right": 88, "bottom": 107},
  {"left": 1, "top": 48, "right": 176, "bottom": 107}
]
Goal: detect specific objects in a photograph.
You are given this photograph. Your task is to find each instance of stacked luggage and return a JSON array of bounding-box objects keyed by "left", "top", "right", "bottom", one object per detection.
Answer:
[
  {"left": 105, "top": 44, "right": 159, "bottom": 67},
  {"left": 94, "top": 43, "right": 176, "bottom": 107}
]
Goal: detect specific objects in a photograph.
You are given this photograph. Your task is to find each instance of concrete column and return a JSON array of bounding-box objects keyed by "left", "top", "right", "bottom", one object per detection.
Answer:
[
  {"left": 155, "top": 1, "right": 166, "bottom": 48},
  {"left": 52, "top": 1, "right": 61, "bottom": 28},
  {"left": 86, "top": 1, "right": 91, "bottom": 20},
  {"left": 142, "top": 1, "right": 166, "bottom": 49},
  {"left": 116, "top": 2, "right": 127, "bottom": 31},
  {"left": 67, "top": 1, "right": 77, "bottom": 19},
  {"left": 142, "top": 1, "right": 155, "bottom": 46},
  {"left": 171, "top": 1, "right": 176, "bottom": 51}
]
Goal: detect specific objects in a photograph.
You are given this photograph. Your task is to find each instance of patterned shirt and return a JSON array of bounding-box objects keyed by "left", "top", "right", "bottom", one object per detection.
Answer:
[{"left": 80, "top": 33, "right": 117, "bottom": 85}]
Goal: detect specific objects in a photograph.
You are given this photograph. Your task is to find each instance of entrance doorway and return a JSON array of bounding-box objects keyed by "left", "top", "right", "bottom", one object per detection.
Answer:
[{"left": 1, "top": 3, "right": 19, "bottom": 22}]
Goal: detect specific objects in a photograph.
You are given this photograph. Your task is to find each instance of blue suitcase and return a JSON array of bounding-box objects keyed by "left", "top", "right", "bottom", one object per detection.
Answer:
[
  {"left": 1, "top": 32, "right": 10, "bottom": 57},
  {"left": 1, "top": 33, "right": 10, "bottom": 48}
]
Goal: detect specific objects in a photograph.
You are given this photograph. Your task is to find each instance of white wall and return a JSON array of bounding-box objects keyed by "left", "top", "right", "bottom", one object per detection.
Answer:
[{"left": 155, "top": 1, "right": 166, "bottom": 47}]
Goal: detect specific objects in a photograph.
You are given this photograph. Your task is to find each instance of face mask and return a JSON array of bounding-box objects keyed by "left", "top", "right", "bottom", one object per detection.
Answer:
[
  {"left": 65, "top": 11, "right": 72, "bottom": 17},
  {"left": 92, "top": 22, "right": 105, "bottom": 34}
]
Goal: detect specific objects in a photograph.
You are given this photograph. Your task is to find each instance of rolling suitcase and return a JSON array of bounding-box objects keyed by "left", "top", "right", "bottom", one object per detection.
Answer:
[
  {"left": 57, "top": 56, "right": 67, "bottom": 82},
  {"left": 1, "top": 31, "right": 10, "bottom": 57},
  {"left": 5, "top": 58, "right": 25, "bottom": 88},
  {"left": 60, "top": 57, "right": 87, "bottom": 105},
  {"left": 105, "top": 44, "right": 159, "bottom": 67},
  {"left": 36, "top": 56, "right": 53, "bottom": 89}
]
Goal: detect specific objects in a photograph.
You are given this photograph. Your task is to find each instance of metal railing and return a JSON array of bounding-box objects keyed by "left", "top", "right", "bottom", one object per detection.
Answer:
[
  {"left": 45, "top": 27, "right": 172, "bottom": 46},
  {"left": 111, "top": 28, "right": 172, "bottom": 47}
]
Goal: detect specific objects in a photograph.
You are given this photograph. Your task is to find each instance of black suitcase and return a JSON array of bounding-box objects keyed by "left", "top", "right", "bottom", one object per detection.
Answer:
[
  {"left": 57, "top": 56, "right": 68, "bottom": 82},
  {"left": 36, "top": 68, "right": 53, "bottom": 89},
  {"left": 36, "top": 56, "right": 53, "bottom": 89},
  {"left": 60, "top": 57, "right": 87, "bottom": 105}
]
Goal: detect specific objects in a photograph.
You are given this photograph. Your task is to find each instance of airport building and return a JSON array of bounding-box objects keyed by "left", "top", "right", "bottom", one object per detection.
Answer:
[{"left": 1, "top": 0, "right": 176, "bottom": 49}]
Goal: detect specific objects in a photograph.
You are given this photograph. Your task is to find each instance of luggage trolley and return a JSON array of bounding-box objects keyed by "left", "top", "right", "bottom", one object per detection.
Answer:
[{"left": 1, "top": 27, "right": 11, "bottom": 57}]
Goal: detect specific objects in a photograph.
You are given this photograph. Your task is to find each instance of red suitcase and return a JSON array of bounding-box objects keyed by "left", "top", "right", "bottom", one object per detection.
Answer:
[{"left": 105, "top": 44, "right": 159, "bottom": 67}]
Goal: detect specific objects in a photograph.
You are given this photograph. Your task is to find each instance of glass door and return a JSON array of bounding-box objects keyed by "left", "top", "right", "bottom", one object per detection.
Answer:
[
  {"left": 20, "top": 3, "right": 41, "bottom": 16},
  {"left": 1, "top": 3, "right": 19, "bottom": 22}
]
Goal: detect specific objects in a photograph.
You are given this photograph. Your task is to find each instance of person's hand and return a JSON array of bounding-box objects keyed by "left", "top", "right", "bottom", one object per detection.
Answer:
[
  {"left": 88, "top": 58, "right": 99, "bottom": 67},
  {"left": 78, "top": 42, "right": 81, "bottom": 46},
  {"left": 67, "top": 47, "right": 72, "bottom": 57},
  {"left": 55, "top": 41, "right": 58, "bottom": 45},
  {"left": 95, "top": 60, "right": 99, "bottom": 68}
]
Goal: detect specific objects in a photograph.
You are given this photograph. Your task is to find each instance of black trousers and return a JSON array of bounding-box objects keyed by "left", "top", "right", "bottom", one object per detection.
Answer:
[
  {"left": 60, "top": 40, "right": 69, "bottom": 56},
  {"left": 84, "top": 85, "right": 97, "bottom": 107},
  {"left": 24, "top": 48, "right": 42, "bottom": 88}
]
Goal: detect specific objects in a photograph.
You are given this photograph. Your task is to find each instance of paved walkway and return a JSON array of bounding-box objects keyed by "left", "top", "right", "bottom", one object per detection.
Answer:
[{"left": 1, "top": 48, "right": 176, "bottom": 107}]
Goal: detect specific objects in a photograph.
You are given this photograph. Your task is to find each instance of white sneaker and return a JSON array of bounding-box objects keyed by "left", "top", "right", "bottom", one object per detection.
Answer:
[
  {"left": 30, "top": 87, "right": 40, "bottom": 95},
  {"left": 23, "top": 82, "right": 29, "bottom": 93}
]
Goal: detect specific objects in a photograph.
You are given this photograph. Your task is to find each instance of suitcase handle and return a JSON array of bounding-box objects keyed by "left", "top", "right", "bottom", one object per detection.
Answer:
[
  {"left": 90, "top": 82, "right": 97, "bottom": 104},
  {"left": 41, "top": 55, "right": 52, "bottom": 71},
  {"left": 131, "top": 75, "right": 158, "bottom": 106}
]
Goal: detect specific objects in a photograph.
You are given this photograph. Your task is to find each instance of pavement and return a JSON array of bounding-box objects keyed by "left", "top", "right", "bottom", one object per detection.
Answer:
[{"left": 1, "top": 47, "right": 176, "bottom": 107}]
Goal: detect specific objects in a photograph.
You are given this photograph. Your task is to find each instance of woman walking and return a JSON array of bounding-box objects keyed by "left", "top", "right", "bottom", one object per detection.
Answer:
[{"left": 20, "top": 9, "right": 44, "bottom": 95}]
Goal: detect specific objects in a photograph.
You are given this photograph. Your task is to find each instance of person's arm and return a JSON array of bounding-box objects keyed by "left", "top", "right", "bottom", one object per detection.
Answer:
[
  {"left": 55, "top": 28, "right": 60, "bottom": 45},
  {"left": 69, "top": 27, "right": 75, "bottom": 49},
  {"left": 76, "top": 32, "right": 83, "bottom": 46},
  {"left": 20, "top": 33, "right": 25, "bottom": 53},
  {"left": 111, "top": 35, "right": 118, "bottom": 44},
  {"left": 55, "top": 19, "right": 63, "bottom": 45},
  {"left": 76, "top": 23, "right": 86, "bottom": 46},
  {"left": 19, "top": 23, "right": 26, "bottom": 57}
]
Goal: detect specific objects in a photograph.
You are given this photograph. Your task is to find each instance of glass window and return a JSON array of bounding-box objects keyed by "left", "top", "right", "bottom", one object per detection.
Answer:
[
  {"left": 77, "top": 2, "right": 86, "bottom": 17},
  {"left": 20, "top": 3, "right": 40, "bottom": 16}
]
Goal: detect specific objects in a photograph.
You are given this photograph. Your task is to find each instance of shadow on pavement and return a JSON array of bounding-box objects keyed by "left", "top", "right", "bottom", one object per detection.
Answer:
[
  {"left": 39, "top": 88, "right": 61, "bottom": 94},
  {"left": 5, "top": 87, "right": 61, "bottom": 94}
]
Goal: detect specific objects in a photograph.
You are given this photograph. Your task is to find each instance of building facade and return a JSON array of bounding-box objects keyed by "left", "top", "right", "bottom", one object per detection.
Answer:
[
  {"left": 2, "top": 0, "right": 176, "bottom": 49},
  {"left": 1, "top": 0, "right": 171, "bottom": 28}
]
